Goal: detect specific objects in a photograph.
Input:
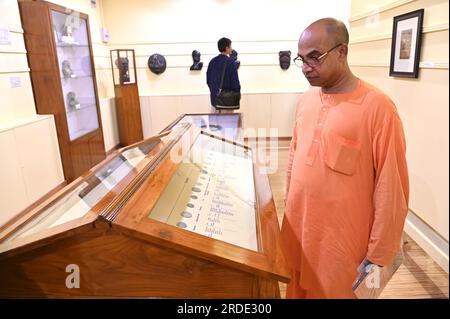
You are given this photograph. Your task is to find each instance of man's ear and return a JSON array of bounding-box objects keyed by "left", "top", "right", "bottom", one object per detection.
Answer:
[{"left": 339, "top": 44, "right": 348, "bottom": 58}]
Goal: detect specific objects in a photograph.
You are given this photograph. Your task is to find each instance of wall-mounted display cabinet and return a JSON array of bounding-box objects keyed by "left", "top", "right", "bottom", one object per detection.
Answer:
[{"left": 19, "top": 0, "right": 106, "bottom": 182}]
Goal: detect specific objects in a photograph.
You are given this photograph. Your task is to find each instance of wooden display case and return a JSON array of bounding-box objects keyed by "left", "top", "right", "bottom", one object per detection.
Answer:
[
  {"left": 19, "top": 0, "right": 106, "bottom": 182},
  {"left": 111, "top": 49, "right": 143, "bottom": 146},
  {"left": 0, "top": 114, "right": 289, "bottom": 298}
]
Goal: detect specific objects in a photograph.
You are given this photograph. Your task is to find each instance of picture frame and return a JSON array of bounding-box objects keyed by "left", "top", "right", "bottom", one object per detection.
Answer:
[{"left": 389, "top": 9, "right": 424, "bottom": 78}]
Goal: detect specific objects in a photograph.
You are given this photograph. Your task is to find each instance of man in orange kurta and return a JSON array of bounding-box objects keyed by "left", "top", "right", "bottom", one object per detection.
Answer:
[{"left": 281, "top": 18, "right": 409, "bottom": 298}]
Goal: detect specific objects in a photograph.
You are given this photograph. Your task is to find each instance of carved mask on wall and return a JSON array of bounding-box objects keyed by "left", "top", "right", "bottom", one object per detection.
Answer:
[
  {"left": 279, "top": 50, "right": 291, "bottom": 70},
  {"left": 148, "top": 53, "right": 167, "bottom": 74}
]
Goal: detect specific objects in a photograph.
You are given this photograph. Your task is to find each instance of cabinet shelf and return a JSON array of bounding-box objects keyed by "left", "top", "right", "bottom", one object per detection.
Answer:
[
  {"left": 61, "top": 74, "right": 93, "bottom": 80},
  {"left": 56, "top": 43, "right": 89, "bottom": 48},
  {"left": 66, "top": 103, "right": 96, "bottom": 114}
]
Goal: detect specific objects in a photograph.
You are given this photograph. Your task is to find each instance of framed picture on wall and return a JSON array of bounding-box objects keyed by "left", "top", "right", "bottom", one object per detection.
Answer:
[{"left": 389, "top": 9, "right": 424, "bottom": 78}]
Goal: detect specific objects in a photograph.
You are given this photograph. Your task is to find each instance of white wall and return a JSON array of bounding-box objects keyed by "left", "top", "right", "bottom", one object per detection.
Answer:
[
  {"left": 349, "top": 0, "right": 449, "bottom": 271},
  {"left": 139, "top": 92, "right": 299, "bottom": 138},
  {"left": 349, "top": 0, "right": 449, "bottom": 241},
  {"left": 96, "top": 0, "right": 351, "bottom": 147},
  {"left": 100, "top": 0, "right": 351, "bottom": 96},
  {"left": 0, "top": 0, "right": 36, "bottom": 123}
]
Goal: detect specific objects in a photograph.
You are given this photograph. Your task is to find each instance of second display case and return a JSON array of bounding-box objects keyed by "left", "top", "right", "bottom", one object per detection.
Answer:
[{"left": 19, "top": 0, "right": 106, "bottom": 182}]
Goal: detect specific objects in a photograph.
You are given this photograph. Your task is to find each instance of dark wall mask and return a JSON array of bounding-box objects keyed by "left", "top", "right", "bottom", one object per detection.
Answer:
[
  {"left": 279, "top": 50, "right": 291, "bottom": 70},
  {"left": 148, "top": 53, "right": 167, "bottom": 74}
]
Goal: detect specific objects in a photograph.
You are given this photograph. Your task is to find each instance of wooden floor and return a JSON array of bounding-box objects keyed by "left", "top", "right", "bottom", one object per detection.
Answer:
[{"left": 261, "top": 141, "right": 449, "bottom": 299}]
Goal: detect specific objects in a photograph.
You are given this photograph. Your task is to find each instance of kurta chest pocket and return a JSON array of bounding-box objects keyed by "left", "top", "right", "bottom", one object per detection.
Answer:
[{"left": 323, "top": 132, "right": 361, "bottom": 175}]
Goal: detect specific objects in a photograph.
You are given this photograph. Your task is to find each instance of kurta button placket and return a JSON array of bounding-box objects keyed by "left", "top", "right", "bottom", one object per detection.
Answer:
[{"left": 306, "top": 96, "right": 331, "bottom": 166}]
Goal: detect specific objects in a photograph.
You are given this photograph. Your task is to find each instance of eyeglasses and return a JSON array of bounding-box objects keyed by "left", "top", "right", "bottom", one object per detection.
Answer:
[{"left": 293, "top": 43, "right": 342, "bottom": 68}]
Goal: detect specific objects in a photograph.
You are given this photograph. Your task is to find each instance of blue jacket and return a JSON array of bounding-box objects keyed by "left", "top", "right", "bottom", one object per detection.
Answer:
[{"left": 206, "top": 54, "right": 241, "bottom": 107}]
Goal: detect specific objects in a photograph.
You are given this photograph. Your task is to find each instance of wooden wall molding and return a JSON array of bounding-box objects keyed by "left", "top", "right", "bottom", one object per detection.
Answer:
[
  {"left": 349, "top": 0, "right": 417, "bottom": 22},
  {"left": 7, "top": 27, "right": 24, "bottom": 34},
  {"left": 107, "top": 39, "right": 300, "bottom": 46},
  {"left": 350, "top": 22, "right": 449, "bottom": 44},
  {"left": 350, "top": 61, "right": 449, "bottom": 69},
  {"left": 0, "top": 68, "right": 30, "bottom": 74}
]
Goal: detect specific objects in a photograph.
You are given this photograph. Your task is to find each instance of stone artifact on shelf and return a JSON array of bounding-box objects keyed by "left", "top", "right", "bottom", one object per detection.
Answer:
[
  {"left": 62, "top": 60, "right": 76, "bottom": 78},
  {"left": 61, "top": 24, "right": 78, "bottom": 44},
  {"left": 67, "top": 91, "right": 80, "bottom": 110},
  {"left": 115, "top": 57, "right": 130, "bottom": 83}
]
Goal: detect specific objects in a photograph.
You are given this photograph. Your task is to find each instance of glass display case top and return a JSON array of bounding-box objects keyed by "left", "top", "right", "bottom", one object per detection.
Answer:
[
  {"left": 148, "top": 131, "right": 257, "bottom": 251},
  {"left": 1, "top": 125, "right": 192, "bottom": 244}
]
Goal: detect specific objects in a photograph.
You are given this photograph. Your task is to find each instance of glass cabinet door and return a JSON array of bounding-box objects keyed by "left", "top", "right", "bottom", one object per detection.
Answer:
[{"left": 51, "top": 10, "right": 99, "bottom": 141}]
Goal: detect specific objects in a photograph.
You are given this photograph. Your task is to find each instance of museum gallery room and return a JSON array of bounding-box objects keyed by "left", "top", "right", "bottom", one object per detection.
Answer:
[{"left": 0, "top": 0, "right": 448, "bottom": 299}]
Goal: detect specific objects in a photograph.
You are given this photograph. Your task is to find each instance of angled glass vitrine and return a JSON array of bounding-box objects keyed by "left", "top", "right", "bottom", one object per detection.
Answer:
[{"left": 0, "top": 115, "right": 289, "bottom": 299}]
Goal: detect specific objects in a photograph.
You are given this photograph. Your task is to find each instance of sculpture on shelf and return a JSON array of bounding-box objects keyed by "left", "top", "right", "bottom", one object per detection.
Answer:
[
  {"left": 147, "top": 53, "right": 167, "bottom": 74},
  {"left": 115, "top": 57, "right": 130, "bottom": 83},
  {"left": 279, "top": 50, "right": 291, "bottom": 70},
  {"left": 61, "top": 24, "right": 78, "bottom": 44},
  {"left": 67, "top": 91, "right": 80, "bottom": 110},
  {"left": 231, "top": 49, "right": 240, "bottom": 69},
  {"left": 62, "top": 60, "right": 75, "bottom": 79},
  {"left": 190, "top": 50, "right": 203, "bottom": 71}
]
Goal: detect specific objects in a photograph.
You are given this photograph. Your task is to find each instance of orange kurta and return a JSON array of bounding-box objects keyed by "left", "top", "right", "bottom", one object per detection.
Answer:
[{"left": 281, "top": 79, "right": 409, "bottom": 298}]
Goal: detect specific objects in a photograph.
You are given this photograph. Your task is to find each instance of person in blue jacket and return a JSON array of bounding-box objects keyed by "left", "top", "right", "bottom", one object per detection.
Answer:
[{"left": 206, "top": 37, "right": 241, "bottom": 113}]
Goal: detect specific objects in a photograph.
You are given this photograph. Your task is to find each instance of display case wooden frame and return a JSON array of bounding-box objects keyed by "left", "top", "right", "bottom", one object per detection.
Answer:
[
  {"left": 0, "top": 115, "right": 289, "bottom": 298},
  {"left": 19, "top": 0, "right": 106, "bottom": 182},
  {"left": 111, "top": 49, "right": 143, "bottom": 146}
]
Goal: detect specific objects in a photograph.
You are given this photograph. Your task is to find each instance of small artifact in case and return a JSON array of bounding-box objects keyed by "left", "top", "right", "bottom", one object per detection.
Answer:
[
  {"left": 67, "top": 91, "right": 80, "bottom": 110},
  {"left": 61, "top": 24, "right": 78, "bottom": 44},
  {"left": 115, "top": 57, "right": 130, "bottom": 83},
  {"left": 62, "top": 60, "right": 76, "bottom": 79}
]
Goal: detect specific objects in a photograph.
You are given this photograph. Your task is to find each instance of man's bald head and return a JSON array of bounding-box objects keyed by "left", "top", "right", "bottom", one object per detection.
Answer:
[
  {"left": 297, "top": 18, "right": 354, "bottom": 89},
  {"left": 301, "top": 18, "right": 349, "bottom": 46}
]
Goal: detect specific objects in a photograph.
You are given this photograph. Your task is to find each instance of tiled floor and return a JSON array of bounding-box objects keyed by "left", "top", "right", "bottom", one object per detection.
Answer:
[{"left": 261, "top": 141, "right": 449, "bottom": 299}]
